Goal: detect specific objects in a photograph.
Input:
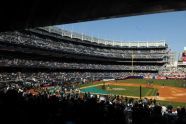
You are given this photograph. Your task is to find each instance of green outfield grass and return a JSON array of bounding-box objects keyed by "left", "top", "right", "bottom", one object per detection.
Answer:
[
  {"left": 96, "top": 85, "right": 158, "bottom": 97},
  {"left": 157, "top": 100, "right": 186, "bottom": 108},
  {"left": 79, "top": 81, "right": 105, "bottom": 88},
  {"left": 79, "top": 81, "right": 186, "bottom": 108},
  {"left": 116, "top": 79, "right": 186, "bottom": 88},
  {"left": 79, "top": 79, "right": 186, "bottom": 88}
]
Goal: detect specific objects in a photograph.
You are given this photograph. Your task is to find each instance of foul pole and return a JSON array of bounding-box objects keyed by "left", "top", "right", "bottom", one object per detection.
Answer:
[{"left": 140, "top": 85, "right": 142, "bottom": 99}]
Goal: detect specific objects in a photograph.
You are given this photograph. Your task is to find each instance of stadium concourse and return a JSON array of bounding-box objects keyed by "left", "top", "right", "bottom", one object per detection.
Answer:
[{"left": 0, "top": 26, "right": 186, "bottom": 124}]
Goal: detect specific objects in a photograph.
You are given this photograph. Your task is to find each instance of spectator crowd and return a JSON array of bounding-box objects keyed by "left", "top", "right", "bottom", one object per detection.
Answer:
[
  {"left": 0, "top": 72, "right": 154, "bottom": 83},
  {"left": 0, "top": 57, "right": 161, "bottom": 71},
  {"left": 0, "top": 82, "right": 185, "bottom": 124},
  {"left": 0, "top": 31, "right": 167, "bottom": 59}
]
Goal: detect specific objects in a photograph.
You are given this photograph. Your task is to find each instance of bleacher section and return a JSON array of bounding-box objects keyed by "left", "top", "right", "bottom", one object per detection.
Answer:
[{"left": 0, "top": 26, "right": 169, "bottom": 82}]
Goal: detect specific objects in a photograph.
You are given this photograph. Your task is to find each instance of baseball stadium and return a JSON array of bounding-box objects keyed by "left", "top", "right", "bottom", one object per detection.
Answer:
[
  {"left": 1, "top": 1, "right": 186, "bottom": 124},
  {"left": 0, "top": 26, "right": 185, "bottom": 123}
]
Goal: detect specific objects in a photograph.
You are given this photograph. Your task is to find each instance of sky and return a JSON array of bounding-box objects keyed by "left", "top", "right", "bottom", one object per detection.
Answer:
[{"left": 57, "top": 10, "right": 186, "bottom": 54}]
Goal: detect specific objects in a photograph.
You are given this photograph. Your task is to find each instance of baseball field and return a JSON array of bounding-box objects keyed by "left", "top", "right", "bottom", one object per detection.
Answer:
[{"left": 79, "top": 79, "right": 186, "bottom": 107}]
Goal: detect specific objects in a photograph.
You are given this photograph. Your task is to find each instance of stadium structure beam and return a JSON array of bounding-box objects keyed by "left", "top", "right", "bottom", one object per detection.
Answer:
[{"left": 0, "top": 0, "right": 186, "bottom": 32}]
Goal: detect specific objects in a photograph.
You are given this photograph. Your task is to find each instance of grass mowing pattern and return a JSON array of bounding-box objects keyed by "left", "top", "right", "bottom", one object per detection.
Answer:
[
  {"left": 96, "top": 85, "right": 157, "bottom": 97},
  {"left": 79, "top": 79, "right": 186, "bottom": 88},
  {"left": 79, "top": 80, "right": 186, "bottom": 108},
  {"left": 151, "top": 88, "right": 158, "bottom": 96},
  {"left": 116, "top": 79, "right": 186, "bottom": 88}
]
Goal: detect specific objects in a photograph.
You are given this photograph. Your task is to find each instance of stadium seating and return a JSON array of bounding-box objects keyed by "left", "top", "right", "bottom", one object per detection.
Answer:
[
  {"left": 0, "top": 27, "right": 168, "bottom": 78},
  {"left": 0, "top": 85, "right": 186, "bottom": 124},
  {"left": 0, "top": 26, "right": 185, "bottom": 124}
]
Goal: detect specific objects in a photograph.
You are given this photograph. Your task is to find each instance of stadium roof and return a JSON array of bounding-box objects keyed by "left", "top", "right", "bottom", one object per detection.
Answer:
[{"left": 1, "top": 0, "right": 186, "bottom": 32}]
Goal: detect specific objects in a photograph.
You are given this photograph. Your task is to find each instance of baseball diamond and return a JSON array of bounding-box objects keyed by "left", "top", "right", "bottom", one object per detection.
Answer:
[{"left": 80, "top": 79, "right": 186, "bottom": 103}]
